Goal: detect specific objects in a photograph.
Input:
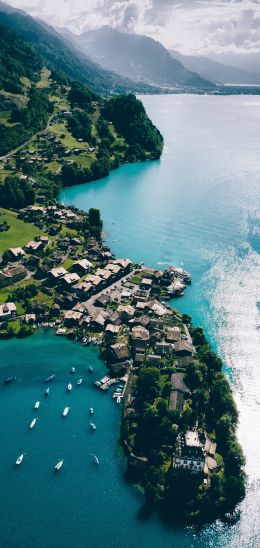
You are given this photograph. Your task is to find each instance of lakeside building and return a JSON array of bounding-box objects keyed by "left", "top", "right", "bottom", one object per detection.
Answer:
[
  {"left": 0, "top": 302, "right": 17, "bottom": 321},
  {"left": 173, "top": 431, "right": 205, "bottom": 473},
  {"left": 173, "top": 431, "right": 218, "bottom": 476}
]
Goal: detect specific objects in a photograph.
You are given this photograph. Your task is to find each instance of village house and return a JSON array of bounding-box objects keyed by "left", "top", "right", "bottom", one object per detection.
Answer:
[
  {"left": 155, "top": 341, "right": 172, "bottom": 356},
  {"left": 150, "top": 329, "right": 164, "bottom": 344},
  {"left": 39, "top": 236, "right": 49, "bottom": 245},
  {"left": 63, "top": 309, "right": 82, "bottom": 326},
  {"left": 28, "top": 205, "right": 46, "bottom": 219},
  {"left": 133, "top": 289, "right": 150, "bottom": 303},
  {"left": 150, "top": 301, "right": 168, "bottom": 316},
  {"left": 121, "top": 288, "right": 132, "bottom": 300},
  {"left": 131, "top": 325, "right": 150, "bottom": 350},
  {"left": 95, "top": 294, "right": 111, "bottom": 307},
  {"left": 113, "top": 258, "right": 132, "bottom": 272},
  {"left": 174, "top": 340, "right": 195, "bottom": 356},
  {"left": 173, "top": 431, "right": 205, "bottom": 473},
  {"left": 72, "top": 302, "right": 89, "bottom": 314},
  {"left": 129, "top": 315, "right": 150, "bottom": 329},
  {"left": 95, "top": 269, "right": 113, "bottom": 286},
  {"left": 169, "top": 372, "right": 191, "bottom": 413},
  {"left": 61, "top": 272, "right": 80, "bottom": 288},
  {"left": 140, "top": 278, "right": 153, "bottom": 290},
  {"left": 26, "top": 240, "right": 43, "bottom": 253},
  {"left": 23, "top": 313, "right": 36, "bottom": 324},
  {"left": 7, "top": 247, "right": 25, "bottom": 261},
  {"left": 90, "top": 309, "right": 108, "bottom": 331},
  {"left": 74, "top": 281, "right": 93, "bottom": 298},
  {"left": 49, "top": 266, "right": 68, "bottom": 282},
  {"left": 85, "top": 274, "right": 103, "bottom": 290},
  {"left": 0, "top": 264, "right": 27, "bottom": 288},
  {"left": 166, "top": 326, "right": 181, "bottom": 343},
  {"left": 72, "top": 259, "right": 93, "bottom": 275},
  {"left": 117, "top": 304, "right": 135, "bottom": 323},
  {"left": 108, "top": 342, "right": 131, "bottom": 364},
  {"left": 106, "top": 310, "right": 121, "bottom": 325},
  {"left": 149, "top": 318, "right": 164, "bottom": 330},
  {"left": 0, "top": 302, "right": 17, "bottom": 321},
  {"left": 105, "top": 324, "right": 121, "bottom": 336},
  {"left": 105, "top": 263, "right": 122, "bottom": 278}
]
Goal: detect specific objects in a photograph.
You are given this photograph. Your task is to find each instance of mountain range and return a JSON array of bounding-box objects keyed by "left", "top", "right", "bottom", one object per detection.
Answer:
[
  {"left": 169, "top": 50, "right": 260, "bottom": 86},
  {"left": 65, "top": 26, "right": 214, "bottom": 90},
  {"left": 0, "top": 1, "right": 159, "bottom": 95}
]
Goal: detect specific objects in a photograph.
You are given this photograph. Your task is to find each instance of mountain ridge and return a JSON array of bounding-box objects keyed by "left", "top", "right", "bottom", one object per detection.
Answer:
[
  {"left": 65, "top": 26, "right": 214, "bottom": 90},
  {"left": 0, "top": 1, "right": 159, "bottom": 95},
  {"left": 169, "top": 49, "right": 260, "bottom": 86}
]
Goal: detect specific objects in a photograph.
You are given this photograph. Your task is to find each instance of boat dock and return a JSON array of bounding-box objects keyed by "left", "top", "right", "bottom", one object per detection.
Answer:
[{"left": 95, "top": 375, "right": 117, "bottom": 391}]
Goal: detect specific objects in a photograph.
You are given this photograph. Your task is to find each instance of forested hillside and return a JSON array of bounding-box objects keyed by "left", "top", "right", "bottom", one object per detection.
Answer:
[
  {"left": 0, "top": 22, "right": 43, "bottom": 94},
  {"left": 0, "top": 2, "right": 157, "bottom": 95},
  {"left": 0, "top": 19, "right": 164, "bottom": 206}
]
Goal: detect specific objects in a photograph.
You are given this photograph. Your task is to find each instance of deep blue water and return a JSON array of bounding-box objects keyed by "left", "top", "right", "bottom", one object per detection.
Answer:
[{"left": 0, "top": 95, "right": 259, "bottom": 547}]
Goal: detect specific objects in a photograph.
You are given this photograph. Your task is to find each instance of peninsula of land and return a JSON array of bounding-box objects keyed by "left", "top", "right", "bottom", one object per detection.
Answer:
[
  {"left": 0, "top": 15, "right": 245, "bottom": 526},
  {"left": 0, "top": 199, "right": 246, "bottom": 524}
]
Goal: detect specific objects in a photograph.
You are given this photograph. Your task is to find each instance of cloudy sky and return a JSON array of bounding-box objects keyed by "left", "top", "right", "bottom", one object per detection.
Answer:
[{"left": 4, "top": 0, "right": 260, "bottom": 55}]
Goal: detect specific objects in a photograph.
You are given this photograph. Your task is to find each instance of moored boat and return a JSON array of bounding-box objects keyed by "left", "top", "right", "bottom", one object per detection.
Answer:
[
  {"left": 92, "top": 454, "right": 99, "bottom": 465},
  {"left": 90, "top": 422, "right": 96, "bottom": 431},
  {"left": 45, "top": 374, "right": 55, "bottom": 383},
  {"left": 71, "top": 366, "right": 76, "bottom": 373},
  {"left": 45, "top": 387, "right": 50, "bottom": 397},
  {"left": 88, "top": 367, "right": 93, "bottom": 373},
  {"left": 89, "top": 407, "right": 94, "bottom": 414},
  {"left": 116, "top": 397, "right": 121, "bottom": 404},
  {"left": 68, "top": 383, "right": 72, "bottom": 391},
  {"left": 54, "top": 460, "right": 63, "bottom": 471},
  {"left": 63, "top": 406, "right": 70, "bottom": 417},
  {"left": 34, "top": 401, "right": 40, "bottom": 409},
  {"left": 29, "top": 418, "right": 37, "bottom": 429},
  {"left": 77, "top": 378, "right": 83, "bottom": 385},
  {"left": 16, "top": 453, "right": 24, "bottom": 465}
]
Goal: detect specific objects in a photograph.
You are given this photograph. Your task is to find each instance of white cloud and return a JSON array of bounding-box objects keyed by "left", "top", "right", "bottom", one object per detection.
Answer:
[{"left": 3, "top": 0, "right": 260, "bottom": 54}]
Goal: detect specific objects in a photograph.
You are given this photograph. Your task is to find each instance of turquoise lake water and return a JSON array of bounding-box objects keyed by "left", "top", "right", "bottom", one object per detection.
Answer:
[{"left": 1, "top": 95, "right": 260, "bottom": 547}]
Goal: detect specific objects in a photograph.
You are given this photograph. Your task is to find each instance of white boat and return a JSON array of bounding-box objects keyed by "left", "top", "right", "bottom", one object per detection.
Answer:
[
  {"left": 89, "top": 407, "right": 94, "bottom": 414},
  {"left": 90, "top": 422, "right": 96, "bottom": 431},
  {"left": 63, "top": 406, "right": 70, "bottom": 417},
  {"left": 34, "top": 401, "right": 40, "bottom": 409},
  {"left": 77, "top": 378, "right": 83, "bottom": 385},
  {"left": 92, "top": 454, "right": 99, "bottom": 465},
  {"left": 29, "top": 418, "right": 37, "bottom": 429},
  {"left": 16, "top": 453, "right": 24, "bottom": 465},
  {"left": 116, "top": 397, "right": 121, "bottom": 404},
  {"left": 71, "top": 366, "right": 76, "bottom": 373},
  {"left": 54, "top": 460, "right": 63, "bottom": 471},
  {"left": 68, "top": 383, "right": 72, "bottom": 391}
]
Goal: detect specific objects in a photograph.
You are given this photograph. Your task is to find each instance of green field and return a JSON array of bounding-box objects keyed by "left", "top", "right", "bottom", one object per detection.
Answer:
[
  {"left": 36, "top": 68, "right": 51, "bottom": 89},
  {"left": 50, "top": 121, "right": 86, "bottom": 150},
  {"left": 0, "top": 209, "right": 40, "bottom": 254},
  {"left": 0, "top": 277, "right": 38, "bottom": 309}
]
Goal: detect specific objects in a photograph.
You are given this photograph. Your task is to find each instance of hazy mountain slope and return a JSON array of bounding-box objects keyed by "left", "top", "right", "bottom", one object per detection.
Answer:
[
  {"left": 169, "top": 49, "right": 260, "bottom": 85},
  {"left": 68, "top": 26, "right": 214, "bottom": 89},
  {"left": 0, "top": 2, "right": 156, "bottom": 94}
]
